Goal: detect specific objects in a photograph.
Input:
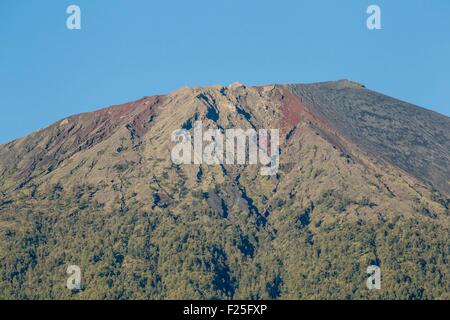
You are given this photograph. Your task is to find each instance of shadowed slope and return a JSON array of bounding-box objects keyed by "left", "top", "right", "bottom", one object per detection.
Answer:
[{"left": 288, "top": 80, "right": 450, "bottom": 196}]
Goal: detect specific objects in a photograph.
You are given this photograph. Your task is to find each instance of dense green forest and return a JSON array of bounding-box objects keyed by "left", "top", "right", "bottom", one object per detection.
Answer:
[{"left": 0, "top": 184, "right": 448, "bottom": 300}]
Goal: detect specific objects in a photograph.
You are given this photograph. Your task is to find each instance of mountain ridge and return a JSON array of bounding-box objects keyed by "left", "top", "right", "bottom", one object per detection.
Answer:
[
  {"left": 2, "top": 79, "right": 448, "bottom": 196},
  {"left": 0, "top": 80, "right": 448, "bottom": 299}
]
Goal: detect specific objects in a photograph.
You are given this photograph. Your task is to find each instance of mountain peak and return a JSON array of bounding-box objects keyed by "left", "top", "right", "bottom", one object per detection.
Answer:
[
  {"left": 228, "top": 81, "right": 246, "bottom": 89},
  {"left": 335, "top": 79, "right": 366, "bottom": 88},
  {"left": 0, "top": 80, "right": 449, "bottom": 299}
]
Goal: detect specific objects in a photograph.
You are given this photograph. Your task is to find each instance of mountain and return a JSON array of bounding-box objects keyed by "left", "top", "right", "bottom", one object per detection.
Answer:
[{"left": 0, "top": 80, "right": 448, "bottom": 299}]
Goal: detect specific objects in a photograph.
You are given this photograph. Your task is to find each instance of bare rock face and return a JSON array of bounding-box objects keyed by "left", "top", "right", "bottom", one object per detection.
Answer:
[
  {"left": 288, "top": 80, "right": 450, "bottom": 196},
  {"left": 0, "top": 81, "right": 448, "bottom": 300}
]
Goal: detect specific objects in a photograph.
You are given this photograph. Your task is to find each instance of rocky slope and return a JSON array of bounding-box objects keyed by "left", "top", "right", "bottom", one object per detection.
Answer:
[{"left": 0, "top": 80, "right": 448, "bottom": 299}]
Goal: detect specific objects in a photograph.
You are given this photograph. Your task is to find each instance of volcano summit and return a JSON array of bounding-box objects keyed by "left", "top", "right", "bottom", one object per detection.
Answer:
[{"left": 0, "top": 80, "right": 448, "bottom": 299}]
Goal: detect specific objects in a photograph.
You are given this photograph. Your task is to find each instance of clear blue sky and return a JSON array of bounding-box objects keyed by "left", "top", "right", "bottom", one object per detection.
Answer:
[{"left": 1, "top": 0, "right": 449, "bottom": 143}]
